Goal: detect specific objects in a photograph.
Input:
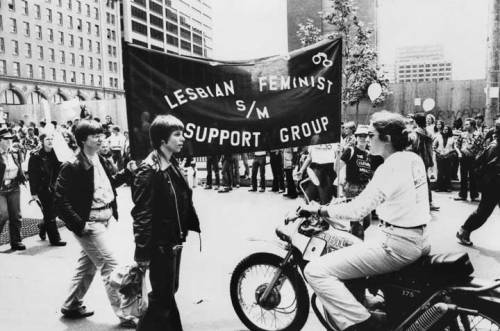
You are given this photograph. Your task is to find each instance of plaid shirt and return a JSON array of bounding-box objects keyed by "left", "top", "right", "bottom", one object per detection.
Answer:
[{"left": 456, "top": 130, "right": 483, "bottom": 158}]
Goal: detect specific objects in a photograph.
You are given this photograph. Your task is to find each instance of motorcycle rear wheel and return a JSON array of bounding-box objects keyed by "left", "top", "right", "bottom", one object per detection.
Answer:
[
  {"left": 444, "top": 300, "right": 500, "bottom": 331},
  {"left": 230, "top": 252, "right": 310, "bottom": 331}
]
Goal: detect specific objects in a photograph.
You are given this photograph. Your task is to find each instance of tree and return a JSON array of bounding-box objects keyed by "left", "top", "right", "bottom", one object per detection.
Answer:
[{"left": 297, "top": 0, "right": 390, "bottom": 119}]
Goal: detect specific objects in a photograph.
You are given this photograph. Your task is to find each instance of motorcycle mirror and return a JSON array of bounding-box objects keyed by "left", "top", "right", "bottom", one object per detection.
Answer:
[{"left": 306, "top": 168, "right": 320, "bottom": 186}]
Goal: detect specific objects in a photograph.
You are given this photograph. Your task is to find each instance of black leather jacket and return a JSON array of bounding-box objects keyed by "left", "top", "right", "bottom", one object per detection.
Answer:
[
  {"left": 28, "top": 148, "right": 61, "bottom": 197},
  {"left": 131, "top": 151, "right": 200, "bottom": 262},
  {"left": 54, "top": 151, "right": 130, "bottom": 236}
]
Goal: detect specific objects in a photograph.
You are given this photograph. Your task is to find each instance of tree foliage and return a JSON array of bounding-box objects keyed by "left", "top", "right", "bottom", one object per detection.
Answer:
[{"left": 297, "top": 0, "right": 390, "bottom": 106}]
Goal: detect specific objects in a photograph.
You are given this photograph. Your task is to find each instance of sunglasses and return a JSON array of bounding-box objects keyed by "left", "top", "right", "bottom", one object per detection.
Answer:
[
  {"left": 368, "top": 132, "right": 376, "bottom": 138},
  {"left": 355, "top": 134, "right": 368, "bottom": 138}
]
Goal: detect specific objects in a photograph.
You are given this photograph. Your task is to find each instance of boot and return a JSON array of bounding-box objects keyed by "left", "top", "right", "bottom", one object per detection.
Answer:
[{"left": 456, "top": 227, "right": 473, "bottom": 246}]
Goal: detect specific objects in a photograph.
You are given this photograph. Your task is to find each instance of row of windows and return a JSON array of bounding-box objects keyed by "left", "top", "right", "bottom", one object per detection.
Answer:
[
  {"left": 399, "top": 63, "right": 452, "bottom": 69},
  {"left": 0, "top": 37, "right": 107, "bottom": 58},
  {"left": 7, "top": 0, "right": 100, "bottom": 22},
  {"left": 0, "top": 59, "right": 108, "bottom": 87},
  {"left": 398, "top": 68, "right": 452, "bottom": 74},
  {"left": 398, "top": 73, "right": 451, "bottom": 79},
  {"left": 399, "top": 78, "right": 449, "bottom": 82}
]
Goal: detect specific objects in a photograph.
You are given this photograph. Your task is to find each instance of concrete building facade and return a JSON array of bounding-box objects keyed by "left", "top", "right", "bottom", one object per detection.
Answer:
[
  {"left": 0, "top": 0, "right": 124, "bottom": 108},
  {"left": 395, "top": 44, "right": 453, "bottom": 83},
  {"left": 121, "top": 0, "right": 213, "bottom": 58}
]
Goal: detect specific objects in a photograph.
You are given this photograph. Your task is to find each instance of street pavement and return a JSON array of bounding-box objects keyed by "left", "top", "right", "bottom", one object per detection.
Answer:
[{"left": 1, "top": 186, "right": 500, "bottom": 331}]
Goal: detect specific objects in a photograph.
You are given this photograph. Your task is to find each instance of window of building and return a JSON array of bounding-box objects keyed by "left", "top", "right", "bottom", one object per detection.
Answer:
[
  {"left": 133, "top": 0, "right": 146, "bottom": 6},
  {"left": 57, "top": 12, "right": 63, "bottom": 25},
  {"left": 35, "top": 4, "right": 41, "bottom": 18},
  {"left": 59, "top": 31, "right": 64, "bottom": 45},
  {"left": 67, "top": 15, "right": 73, "bottom": 28},
  {"left": 113, "top": 46, "right": 116, "bottom": 57},
  {"left": 21, "top": 0, "right": 28, "bottom": 15},
  {"left": 77, "top": 18, "right": 82, "bottom": 31},
  {"left": 61, "top": 69, "right": 66, "bottom": 82},
  {"left": 51, "top": 93, "right": 65, "bottom": 104},
  {"left": 12, "top": 40, "right": 19, "bottom": 55},
  {"left": 81, "top": 73, "right": 85, "bottom": 84},
  {"left": 37, "top": 46, "right": 43, "bottom": 59},
  {"left": 88, "top": 57, "right": 93, "bottom": 69},
  {"left": 13, "top": 62, "right": 20, "bottom": 76},
  {"left": 48, "top": 28, "right": 53, "bottom": 42},
  {"left": 0, "top": 38, "right": 4, "bottom": 53},
  {"left": 8, "top": 0, "right": 15, "bottom": 11},
  {"left": 132, "top": 39, "right": 148, "bottom": 47},
  {"left": 179, "top": 16, "right": 190, "bottom": 28},
  {"left": 46, "top": 8, "right": 52, "bottom": 22},
  {"left": 149, "top": 0, "right": 163, "bottom": 14},
  {"left": 107, "top": 45, "right": 112, "bottom": 55},
  {"left": 79, "top": 55, "right": 84, "bottom": 67},
  {"left": 180, "top": 40, "right": 191, "bottom": 51},
  {"left": 108, "top": 61, "right": 113, "bottom": 71},
  {"left": 98, "top": 75, "right": 102, "bottom": 86},
  {"left": 49, "top": 48, "right": 54, "bottom": 61},
  {"left": 97, "top": 59, "right": 101, "bottom": 70},
  {"left": 70, "top": 53, "right": 75, "bottom": 65},
  {"left": 87, "top": 21, "right": 91, "bottom": 34},
  {"left": 95, "top": 24, "right": 99, "bottom": 36},
  {"left": 94, "top": 7, "right": 99, "bottom": 19},
  {"left": 193, "top": 44, "right": 202, "bottom": 55},
  {"left": 35, "top": 25, "right": 42, "bottom": 39},
  {"left": 10, "top": 18, "right": 17, "bottom": 33},
  {"left": 88, "top": 39, "right": 92, "bottom": 51},
  {"left": 113, "top": 62, "right": 117, "bottom": 72},
  {"left": 57, "top": 0, "right": 62, "bottom": 6},
  {"left": 38, "top": 66, "right": 45, "bottom": 79},
  {"left": 70, "top": 71, "right": 76, "bottom": 82},
  {"left": 151, "top": 45, "right": 164, "bottom": 52},
  {"left": 25, "top": 43, "right": 31, "bottom": 57},
  {"left": 23, "top": 21, "right": 30, "bottom": 36},
  {"left": 180, "top": 28, "right": 190, "bottom": 40},
  {"left": 131, "top": 21, "right": 147, "bottom": 35},
  {"left": 0, "top": 89, "right": 22, "bottom": 105},
  {"left": 69, "top": 34, "right": 74, "bottom": 47},
  {"left": 85, "top": 4, "right": 90, "bottom": 17},
  {"left": 77, "top": 1, "right": 81, "bottom": 13},
  {"left": 109, "top": 77, "right": 113, "bottom": 87},
  {"left": 25, "top": 64, "right": 33, "bottom": 78},
  {"left": 166, "top": 34, "right": 178, "bottom": 46},
  {"left": 166, "top": 8, "right": 177, "bottom": 22},
  {"left": 0, "top": 60, "right": 6, "bottom": 75},
  {"left": 112, "top": 30, "right": 116, "bottom": 40},
  {"left": 68, "top": 0, "right": 72, "bottom": 10},
  {"left": 90, "top": 74, "right": 94, "bottom": 86},
  {"left": 96, "top": 41, "right": 100, "bottom": 54},
  {"left": 193, "top": 33, "right": 202, "bottom": 45},
  {"left": 60, "top": 50, "right": 65, "bottom": 63},
  {"left": 150, "top": 28, "right": 163, "bottom": 41},
  {"left": 114, "top": 78, "right": 118, "bottom": 88},
  {"left": 165, "top": 21, "right": 178, "bottom": 34},
  {"left": 150, "top": 14, "right": 163, "bottom": 28},
  {"left": 78, "top": 36, "right": 83, "bottom": 49},
  {"left": 50, "top": 68, "right": 56, "bottom": 80}
]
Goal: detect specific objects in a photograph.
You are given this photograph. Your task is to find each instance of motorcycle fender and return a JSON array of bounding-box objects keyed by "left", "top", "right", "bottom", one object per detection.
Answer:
[{"left": 244, "top": 238, "right": 290, "bottom": 258}]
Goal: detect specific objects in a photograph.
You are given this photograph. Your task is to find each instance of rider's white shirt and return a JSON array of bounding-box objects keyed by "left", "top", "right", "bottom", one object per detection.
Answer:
[{"left": 373, "top": 151, "right": 430, "bottom": 227}]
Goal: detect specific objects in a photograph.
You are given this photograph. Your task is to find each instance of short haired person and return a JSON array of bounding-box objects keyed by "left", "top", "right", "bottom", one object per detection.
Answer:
[
  {"left": 296, "top": 111, "right": 431, "bottom": 331},
  {"left": 456, "top": 118, "right": 500, "bottom": 246},
  {"left": 454, "top": 118, "right": 484, "bottom": 201},
  {"left": 0, "top": 128, "right": 27, "bottom": 250},
  {"left": 131, "top": 114, "right": 201, "bottom": 331},
  {"left": 54, "top": 120, "right": 134, "bottom": 327},
  {"left": 28, "top": 133, "right": 66, "bottom": 246}
]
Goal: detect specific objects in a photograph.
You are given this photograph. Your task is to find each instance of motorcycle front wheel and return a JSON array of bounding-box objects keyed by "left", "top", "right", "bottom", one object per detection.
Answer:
[{"left": 230, "top": 252, "right": 310, "bottom": 331}]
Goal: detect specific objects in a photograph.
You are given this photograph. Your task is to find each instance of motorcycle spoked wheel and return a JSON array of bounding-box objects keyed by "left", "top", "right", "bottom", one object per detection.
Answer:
[
  {"left": 230, "top": 252, "right": 310, "bottom": 331},
  {"left": 443, "top": 301, "right": 500, "bottom": 331}
]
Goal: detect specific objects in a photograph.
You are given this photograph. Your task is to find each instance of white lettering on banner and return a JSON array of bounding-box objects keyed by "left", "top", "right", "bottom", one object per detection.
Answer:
[
  {"left": 235, "top": 100, "right": 270, "bottom": 119},
  {"left": 184, "top": 123, "right": 261, "bottom": 147},
  {"left": 258, "top": 75, "right": 334, "bottom": 94},
  {"left": 164, "top": 80, "right": 235, "bottom": 110},
  {"left": 280, "top": 116, "right": 329, "bottom": 143}
]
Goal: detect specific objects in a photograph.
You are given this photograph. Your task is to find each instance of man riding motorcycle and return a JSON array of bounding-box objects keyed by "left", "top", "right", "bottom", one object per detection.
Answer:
[{"left": 296, "top": 111, "right": 431, "bottom": 331}]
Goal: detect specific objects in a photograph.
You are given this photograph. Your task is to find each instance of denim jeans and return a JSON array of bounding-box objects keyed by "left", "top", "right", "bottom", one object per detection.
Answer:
[
  {"left": 62, "top": 221, "right": 125, "bottom": 321},
  {"left": 0, "top": 186, "right": 22, "bottom": 245},
  {"left": 305, "top": 225, "right": 430, "bottom": 330}
]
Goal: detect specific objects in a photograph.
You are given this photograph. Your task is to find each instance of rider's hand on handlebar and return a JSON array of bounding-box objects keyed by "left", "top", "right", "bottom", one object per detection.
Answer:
[{"left": 297, "top": 201, "right": 320, "bottom": 218}]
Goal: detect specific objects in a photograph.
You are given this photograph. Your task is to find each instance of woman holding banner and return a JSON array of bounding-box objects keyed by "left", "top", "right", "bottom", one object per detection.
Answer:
[{"left": 132, "top": 114, "right": 201, "bottom": 331}]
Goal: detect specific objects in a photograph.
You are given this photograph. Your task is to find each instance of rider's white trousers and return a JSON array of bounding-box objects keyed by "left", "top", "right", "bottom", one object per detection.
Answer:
[{"left": 304, "top": 225, "right": 430, "bottom": 330}]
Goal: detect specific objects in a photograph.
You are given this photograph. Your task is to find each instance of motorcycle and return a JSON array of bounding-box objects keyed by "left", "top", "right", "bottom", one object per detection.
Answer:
[{"left": 230, "top": 169, "right": 500, "bottom": 331}]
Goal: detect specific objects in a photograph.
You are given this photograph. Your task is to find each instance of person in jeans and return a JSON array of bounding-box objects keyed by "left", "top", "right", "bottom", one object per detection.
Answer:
[
  {"left": 205, "top": 154, "right": 220, "bottom": 190},
  {"left": 28, "top": 133, "right": 66, "bottom": 246},
  {"left": 219, "top": 153, "right": 234, "bottom": 193},
  {"left": 250, "top": 151, "right": 266, "bottom": 192},
  {"left": 0, "top": 128, "right": 27, "bottom": 250},
  {"left": 54, "top": 120, "right": 133, "bottom": 327},
  {"left": 297, "top": 111, "right": 430, "bottom": 331},
  {"left": 433, "top": 126, "right": 455, "bottom": 192},
  {"left": 132, "top": 115, "right": 200, "bottom": 331},
  {"left": 283, "top": 147, "right": 298, "bottom": 199},
  {"left": 456, "top": 119, "right": 500, "bottom": 246},
  {"left": 454, "top": 118, "right": 484, "bottom": 201},
  {"left": 269, "top": 149, "right": 285, "bottom": 193}
]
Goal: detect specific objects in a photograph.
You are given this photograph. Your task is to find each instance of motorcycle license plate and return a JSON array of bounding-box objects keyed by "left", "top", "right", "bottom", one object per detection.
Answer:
[{"left": 303, "top": 237, "right": 326, "bottom": 261}]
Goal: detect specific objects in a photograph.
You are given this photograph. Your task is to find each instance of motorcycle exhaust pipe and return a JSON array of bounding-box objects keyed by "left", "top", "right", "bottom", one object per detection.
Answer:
[{"left": 406, "top": 303, "right": 456, "bottom": 331}]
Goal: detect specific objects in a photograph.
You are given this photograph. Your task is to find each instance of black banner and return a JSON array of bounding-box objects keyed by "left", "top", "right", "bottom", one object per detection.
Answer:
[{"left": 123, "top": 38, "right": 342, "bottom": 159}]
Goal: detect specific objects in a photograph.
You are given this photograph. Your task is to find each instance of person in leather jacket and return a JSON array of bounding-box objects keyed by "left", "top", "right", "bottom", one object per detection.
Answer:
[
  {"left": 28, "top": 133, "right": 66, "bottom": 246},
  {"left": 131, "top": 114, "right": 200, "bottom": 331}
]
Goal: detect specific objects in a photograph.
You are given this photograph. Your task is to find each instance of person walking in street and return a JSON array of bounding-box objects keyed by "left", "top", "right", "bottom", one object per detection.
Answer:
[
  {"left": 231, "top": 153, "right": 241, "bottom": 188},
  {"left": 0, "top": 128, "right": 27, "bottom": 251},
  {"left": 454, "top": 118, "right": 484, "bottom": 202},
  {"left": 433, "top": 125, "right": 456, "bottom": 192},
  {"left": 54, "top": 120, "right": 134, "bottom": 327},
  {"left": 131, "top": 115, "right": 201, "bottom": 331},
  {"left": 107, "top": 125, "right": 125, "bottom": 170},
  {"left": 205, "top": 154, "right": 220, "bottom": 190},
  {"left": 456, "top": 119, "right": 500, "bottom": 246},
  {"left": 409, "top": 113, "right": 440, "bottom": 211},
  {"left": 269, "top": 149, "right": 285, "bottom": 193},
  {"left": 250, "top": 151, "right": 267, "bottom": 192},
  {"left": 28, "top": 133, "right": 66, "bottom": 246}
]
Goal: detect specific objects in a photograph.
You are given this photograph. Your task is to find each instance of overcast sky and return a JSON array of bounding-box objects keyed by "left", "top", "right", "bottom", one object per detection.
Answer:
[{"left": 212, "top": 0, "right": 489, "bottom": 80}]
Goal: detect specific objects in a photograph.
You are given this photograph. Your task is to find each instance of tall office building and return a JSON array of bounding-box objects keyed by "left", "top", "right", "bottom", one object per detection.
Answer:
[
  {"left": 395, "top": 45, "right": 452, "bottom": 83},
  {"left": 0, "top": 0, "right": 124, "bottom": 106},
  {"left": 287, "top": 0, "right": 378, "bottom": 51},
  {"left": 121, "top": 0, "right": 213, "bottom": 58}
]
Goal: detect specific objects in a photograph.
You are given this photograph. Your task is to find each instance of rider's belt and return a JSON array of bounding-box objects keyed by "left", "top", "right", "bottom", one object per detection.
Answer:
[
  {"left": 380, "top": 220, "right": 426, "bottom": 230},
  {"left": 91, "top": 203, "right": 112, "bottom": 211}
]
